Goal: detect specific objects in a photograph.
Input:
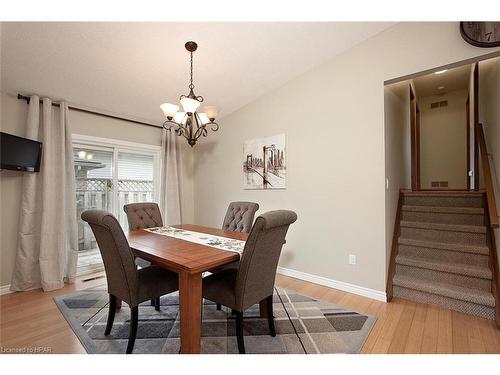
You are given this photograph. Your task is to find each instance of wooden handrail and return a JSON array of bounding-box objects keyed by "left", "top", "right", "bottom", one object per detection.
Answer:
[{"left": 477, "top": 123, "right": 499, "bottom": 229}]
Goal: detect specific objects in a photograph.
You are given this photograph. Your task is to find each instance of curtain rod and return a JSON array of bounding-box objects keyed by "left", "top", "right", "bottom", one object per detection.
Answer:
[{"left": 17, "top": 94, "right": 163, "bottom": 130}]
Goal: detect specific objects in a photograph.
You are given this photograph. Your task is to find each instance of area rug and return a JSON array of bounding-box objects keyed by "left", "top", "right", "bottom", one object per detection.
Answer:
[{"left": 54, "top": 286, "right": 376, "bottom": 354}]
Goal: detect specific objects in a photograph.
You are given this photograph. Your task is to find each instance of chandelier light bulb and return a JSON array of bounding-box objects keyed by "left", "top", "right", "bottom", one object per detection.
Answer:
[
  {"left": 180, "top": 97, "right": 201, "bottom": 114},
  {"left": 160, "top": 103, "right": 179, "bottom": 119},
  {"left": 174, "top": 112, "right": 187, "bottom": 124},
  {"left": 78, "top": 150, "right": 86, "bottom": 159},
  {"left": 201, "top": 106, "right": 220, "bottom": 121},
  {"left": 197, "top": 112, "right": 210, "bottom": 125}
]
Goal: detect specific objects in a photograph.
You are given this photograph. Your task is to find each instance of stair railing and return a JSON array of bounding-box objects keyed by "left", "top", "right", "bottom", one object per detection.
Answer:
[
  {"left": 476, "top": 122, "right": 500, "bottom": 328},
  {"left": 476, "top": 123, "right": 499, "bottom": 228}
]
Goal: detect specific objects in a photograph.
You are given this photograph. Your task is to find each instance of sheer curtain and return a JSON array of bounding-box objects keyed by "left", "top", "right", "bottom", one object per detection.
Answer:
[
  {"left": 11, "top": 95, "right": 78, "bottom": 292},
  {"left": 160, "top": 128, "right": 182, "bottom": 225}
]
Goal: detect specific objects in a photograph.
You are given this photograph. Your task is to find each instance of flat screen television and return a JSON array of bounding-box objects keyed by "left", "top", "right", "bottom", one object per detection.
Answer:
[{"left": 0, "top": 132, "right": 42, "bottom": 172}]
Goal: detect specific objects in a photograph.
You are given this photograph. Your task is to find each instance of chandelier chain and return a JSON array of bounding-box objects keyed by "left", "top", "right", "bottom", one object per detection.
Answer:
[{"left": 189, "top": 52, "right": 194, "bottom": 90}]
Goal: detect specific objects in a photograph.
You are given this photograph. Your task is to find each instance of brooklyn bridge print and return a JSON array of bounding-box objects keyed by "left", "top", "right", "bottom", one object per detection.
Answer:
[{"left": 243, "top": 133, "right": 286, "bottom": 189}]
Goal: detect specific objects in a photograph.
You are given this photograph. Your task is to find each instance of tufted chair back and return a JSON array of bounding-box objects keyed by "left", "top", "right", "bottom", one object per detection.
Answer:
[
  {"left": 222, "top": 201, "right": 259, "bottom": 232},
  {"left": 123, "top": 202, "right": 163, "bottom": 231}
]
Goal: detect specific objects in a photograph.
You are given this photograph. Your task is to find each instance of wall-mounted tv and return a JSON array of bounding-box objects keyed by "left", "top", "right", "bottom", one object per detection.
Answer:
[{"left": 0, "top": 132, "right": 42, "bottom": 172}]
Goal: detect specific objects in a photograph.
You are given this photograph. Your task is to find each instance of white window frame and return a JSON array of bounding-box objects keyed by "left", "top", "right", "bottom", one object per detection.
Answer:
[{"left": 72, "top": 134, "right": 162, "bottom": 213}]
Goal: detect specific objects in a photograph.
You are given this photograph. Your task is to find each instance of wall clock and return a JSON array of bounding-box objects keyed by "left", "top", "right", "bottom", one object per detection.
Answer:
[{"left": 460, "top": 22, "right": 500, "bottom": 48}]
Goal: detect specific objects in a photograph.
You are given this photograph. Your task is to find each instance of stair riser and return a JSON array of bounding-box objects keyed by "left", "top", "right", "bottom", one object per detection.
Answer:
[
  {"left": 401, "top": 210, "right": 484, "bottom": 226},
  {"left": 395, "top": 264, "right": 491, "bottom": 291},
  {"left": 393, "top": 286, "right": 495, "bottom": 320},
  {"left": 398, "top": 245, "right": 489, "bottom": 267},
  {"left": 403, "top": 196, "right": 483, "bottom": 208},
  {"left": 400, "top": 226, "right": 486, "bottom": 246}
]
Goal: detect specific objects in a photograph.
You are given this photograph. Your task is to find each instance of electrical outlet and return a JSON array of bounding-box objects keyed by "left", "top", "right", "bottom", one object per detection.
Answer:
[{"left": 349, "top": 254, "right": 356, "bottom": 265}]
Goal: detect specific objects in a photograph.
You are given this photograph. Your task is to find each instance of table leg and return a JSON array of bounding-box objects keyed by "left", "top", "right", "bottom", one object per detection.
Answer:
[
  {"left": 179, "top": 272, "right": 203, "bottom": 354},
  {"left": 259, "top": 299, "right": 268, "bottom": 318}
]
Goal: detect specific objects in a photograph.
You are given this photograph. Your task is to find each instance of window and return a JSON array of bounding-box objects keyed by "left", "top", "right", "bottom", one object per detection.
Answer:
[{"left": 73, "top": 135, "right": 161, "bottom": 275}]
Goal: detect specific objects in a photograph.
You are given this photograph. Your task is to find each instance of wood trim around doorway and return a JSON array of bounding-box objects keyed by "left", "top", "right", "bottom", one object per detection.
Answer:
[
  {"left": 410, "top": 85, "right": 420, "bottom": 191},
  {"left": 473, "top": 62, "right": 479, "bottom": 190},
  {"left": 466, "top": 95, "right": 471, "bottom": 190}
]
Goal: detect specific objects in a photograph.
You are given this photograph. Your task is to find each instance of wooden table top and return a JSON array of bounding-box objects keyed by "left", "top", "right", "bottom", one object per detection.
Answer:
[{"left": 127, "top": 224, "right": 248, "bottom": 274}]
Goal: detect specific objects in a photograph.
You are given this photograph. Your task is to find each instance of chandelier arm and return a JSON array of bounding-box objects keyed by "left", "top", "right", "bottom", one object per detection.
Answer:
[
  {"left": 208, "top": 122, "right": 219, "bottom": 132},
  {"left": 193, "top": 124, "right": 205, "bottom": 140},
  {"left": 162, "top": 120, "right": 182, "bottom": 130},
  {"left": 163, "top": 120, "right": 191, "bottom": 139}
]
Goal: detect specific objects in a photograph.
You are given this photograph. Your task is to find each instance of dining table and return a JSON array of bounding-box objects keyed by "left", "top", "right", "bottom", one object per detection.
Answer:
[{"left": 122, "top": 224, "right": 269, "bottom": 354}]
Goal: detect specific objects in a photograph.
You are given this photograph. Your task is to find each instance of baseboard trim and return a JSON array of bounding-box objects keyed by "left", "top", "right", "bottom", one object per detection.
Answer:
[
  {"left": 0, "top": 284, "right": 13, "bottom": 295},
  {"left": 277, "top": 267, "right": 387, "bottom": 302}
]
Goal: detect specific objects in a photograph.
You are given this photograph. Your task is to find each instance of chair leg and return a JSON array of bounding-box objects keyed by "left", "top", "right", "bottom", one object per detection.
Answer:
[
  {"left": 235, "top": 312, "right": 245, "bottom": 354},
  {"left": 126, "top": 306, "right": 139, "bottom": 354},
  {"left": 266, "top": 295, "right": 276, "bottom": 337},
  {"left": 150, "top": 299, "right": 155, "bottom": 306},
  {"left": 216, "top": 303, "right": 221, "bottom": 310},
  {"left": 154, "top": 297, "right": 160, "bottom": 311},
  {"left": 104, "top": 294, "right": 116, "bottom": 336}
]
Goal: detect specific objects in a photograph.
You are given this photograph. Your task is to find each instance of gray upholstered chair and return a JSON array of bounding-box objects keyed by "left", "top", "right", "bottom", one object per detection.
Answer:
[
  {"left": 81, "top": 209, "right": 178, "bottom": 354},
  {"left": 213, "top": 202, "right": 260, "bottom": 299},
  {"left": 222, "top": 201, "right": 259, "bottom": 232},
  {"left": 203, "top": 210, "right": 297, "bottom": 354},
  {"left": 123, "top": 202, "right": 164, "bottom": 309},
  {"left": 123, "top": 202, "right": 163, "bottom": 231}
]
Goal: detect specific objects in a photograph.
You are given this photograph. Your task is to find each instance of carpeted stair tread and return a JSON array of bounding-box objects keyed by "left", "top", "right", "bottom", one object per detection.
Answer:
[
  {"left": 402, "top": 192, "right": 483, "bottom": 198},
  {"left": 400, "top": 221, "right": 486, "bottom": 233},
  {"left": 395, "top": 254, "right": 492, "bottom": 279},
  {"left": 393, "top": 274, "right": 495, "bottom": 307},
  {"left": 398, "top": 238, "right": 489, "bottom": 255},
  {"left": 402, "top": 205, "right": 484, "bottom": 215},
  {"left": 402, "top": 192, "right": 484, "bottom": 208}
]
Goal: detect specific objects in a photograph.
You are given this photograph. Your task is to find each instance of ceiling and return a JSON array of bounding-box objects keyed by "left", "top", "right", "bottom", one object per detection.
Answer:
[
  {"left": 413, "top": 63, "right": 472, "bottom": 98},
  {"left": 1, "top": 22, "right": 394, "bottom": 123}
]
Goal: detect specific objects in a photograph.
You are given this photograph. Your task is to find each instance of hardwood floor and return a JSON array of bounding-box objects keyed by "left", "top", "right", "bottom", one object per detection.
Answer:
[{"left": 1, "top": 272, "right": 499, "bottom": 354}]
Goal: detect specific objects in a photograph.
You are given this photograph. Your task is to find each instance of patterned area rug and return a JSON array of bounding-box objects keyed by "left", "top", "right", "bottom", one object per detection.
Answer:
[{"left": 54, "top": 286, "right": 376, "bottom": 354}]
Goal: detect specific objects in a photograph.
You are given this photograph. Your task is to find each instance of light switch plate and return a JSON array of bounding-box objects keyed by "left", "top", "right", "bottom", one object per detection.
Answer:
[{"left": 349, "top": 254, "right": 356, "bottom": 265}]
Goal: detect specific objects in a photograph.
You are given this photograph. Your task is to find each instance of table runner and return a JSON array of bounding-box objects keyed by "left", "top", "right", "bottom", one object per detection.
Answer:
[{"left": 144, "top": 226, "right": 245, "bottom": 253}]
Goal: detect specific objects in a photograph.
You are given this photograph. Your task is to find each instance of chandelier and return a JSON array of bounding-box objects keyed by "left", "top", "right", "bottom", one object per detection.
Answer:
[{"left": 160, "top": 41, "right": 220, "bottom": 147}]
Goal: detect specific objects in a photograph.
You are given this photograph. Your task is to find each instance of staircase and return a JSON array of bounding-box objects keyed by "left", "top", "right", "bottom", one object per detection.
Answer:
[{"left": 392, "top": 191, "right": 496, "bottom": 320}]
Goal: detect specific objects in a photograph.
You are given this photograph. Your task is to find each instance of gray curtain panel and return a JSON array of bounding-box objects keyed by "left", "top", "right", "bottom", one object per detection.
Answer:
[
  {"left": 160, "top": 128, "right": 182, "bottom": 225},
  {"left": 11, "top": 95, "right": 78, "bottom": 292}
]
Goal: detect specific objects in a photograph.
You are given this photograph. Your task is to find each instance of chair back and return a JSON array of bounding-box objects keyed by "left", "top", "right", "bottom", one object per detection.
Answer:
[
  {"left": 235, "top": 210, "right": 297, "bottom": 310},
  {"left": 81, "top": 209, "right": 138, "bottom": 305},
  {"left": 222, "top": 201, "right": 259, "bottom": 232},
  {"left": 123, "top": 202, "right": 163, "bottom": 231}
]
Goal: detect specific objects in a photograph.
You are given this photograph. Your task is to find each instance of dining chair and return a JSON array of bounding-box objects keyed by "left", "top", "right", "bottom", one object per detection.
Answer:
[
  {"left": 222, "top": 201, "right": 259, "bottom": 232},
  {"left": 214, "top": 202, "right": 260, "bottom": 309},
  {"left": 123, "top": 202, "right": 164, "bottom": 310},
  {"left": 81, "top": 209, "right": 179, "bottom": 354},
  {"left": 202, "top": 210, "right": 297, "bottom": 354}
]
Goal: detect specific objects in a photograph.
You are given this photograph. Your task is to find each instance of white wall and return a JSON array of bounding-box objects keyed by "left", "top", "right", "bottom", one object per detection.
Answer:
[
  {"left": 0, "top": 92, "right": 195, "bottom": 287},
  {"left": 193, "top": 22, "right": 500, "bottom": 294},
  {"left": 479, "top": 56, "right": 500, "bottom": 268},
  {"left": 419, "top": 89, "right": 468, "bottom": 190}
]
